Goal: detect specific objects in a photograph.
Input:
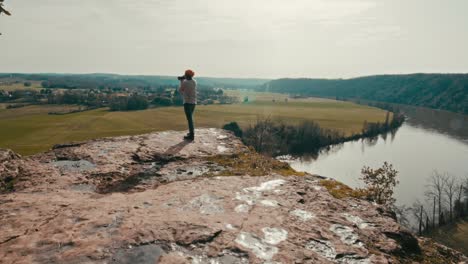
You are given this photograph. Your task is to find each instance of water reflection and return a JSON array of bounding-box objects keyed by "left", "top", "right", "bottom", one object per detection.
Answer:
[
  {"left": 400, "top": 105, "right": 468, "bottom": 142},
  {"left": 296, "top": 143, "right": 345, "bottom": 162},
  {"left": 287, "top": 107, "right": 468, "bottom": 208}
]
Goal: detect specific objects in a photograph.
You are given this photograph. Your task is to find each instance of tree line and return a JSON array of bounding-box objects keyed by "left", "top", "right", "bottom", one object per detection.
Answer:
[
  {"left": 261, "top": 74, "right": 468, "bottom": 115},
  {"left": 223, "top": 111, "right": 404, "bottom": 156},
  {"left": 0, "top": 73, "right": 266, "bottom": 91}
]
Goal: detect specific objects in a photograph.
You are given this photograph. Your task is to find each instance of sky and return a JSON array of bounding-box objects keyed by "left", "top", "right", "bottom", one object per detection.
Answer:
[{"left": 1, "top": 0, "right": 467, "bottom": 79}]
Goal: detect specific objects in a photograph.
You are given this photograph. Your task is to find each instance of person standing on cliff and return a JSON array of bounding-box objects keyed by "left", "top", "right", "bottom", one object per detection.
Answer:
[{"left": 178, "top": 69, "right": 197, "bottom": 141}]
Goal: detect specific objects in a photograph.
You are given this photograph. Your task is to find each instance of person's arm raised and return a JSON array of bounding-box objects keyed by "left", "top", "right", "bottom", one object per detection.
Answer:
[{"left": 179, "top": 80, "right": 185, "bottom": 94}]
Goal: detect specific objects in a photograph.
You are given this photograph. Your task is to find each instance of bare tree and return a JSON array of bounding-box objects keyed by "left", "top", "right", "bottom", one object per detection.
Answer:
[
  {"left": 243, "top": 117, "right": 279, "bottom": 155},
  {"left": 0, "top": 0, "right": 11, "bottom": 35},
  {"left": 455, "top": 177, "right": 465, "bottom": 218},
  {"left": 411, "top": 201, "right": 424, "bottom": 233},
  {"left": 456, "top": 180, "right": 464, "bottom": 205},
  {"left": 432, "top": 196, "right": 436, "bottom": 228},
  {"left": 444, "top": 174, "right": 458, "bottom": 222},
  {"left": 410, "top": 200, "right": 431, "bottom": 234},
  {"left": 425, "top": 171, "right": 447, "bottom": 226},
  {"left": 464, "top": 175, "right": 468, "bottom": 213},
  {"left": 464, "top": 176, "right": 468, "bottom": 200},
  {"left": 0, "top": 1, "right": 11, "bottom": 16}
]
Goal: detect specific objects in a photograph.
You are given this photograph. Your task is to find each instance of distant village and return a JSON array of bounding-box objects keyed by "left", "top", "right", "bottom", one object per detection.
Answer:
[{"left": 0, "top": 77, "right": 238, "bottom": 112}]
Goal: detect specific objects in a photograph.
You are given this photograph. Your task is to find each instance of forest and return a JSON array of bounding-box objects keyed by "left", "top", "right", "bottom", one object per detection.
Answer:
[{"left": 261, "top": 74, "right": 468, "bottom": 114}]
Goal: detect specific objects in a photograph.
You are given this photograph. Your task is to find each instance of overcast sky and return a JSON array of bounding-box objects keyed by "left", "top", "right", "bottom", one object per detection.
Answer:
[{"left": 1, "top": 0, "right": 467, "bottom": 78}]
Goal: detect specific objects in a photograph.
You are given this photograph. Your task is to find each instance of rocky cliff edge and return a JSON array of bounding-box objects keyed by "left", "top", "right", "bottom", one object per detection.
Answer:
[{"left": 0, "top": 128, "right": 466, "bottom": 264}]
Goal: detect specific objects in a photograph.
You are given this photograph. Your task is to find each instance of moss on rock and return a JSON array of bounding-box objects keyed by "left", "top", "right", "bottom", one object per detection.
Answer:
[
  {"left": 319, "top": 179, "right": 369, "bottom": 200},
  {"left": 207, "top": 149, "right": 305, "bottom": 177}
]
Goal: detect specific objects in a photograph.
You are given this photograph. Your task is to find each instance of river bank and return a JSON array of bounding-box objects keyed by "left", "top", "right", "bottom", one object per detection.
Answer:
[
  {"left": 283, "top": 106, "right": 468, "bottom": 210},
  {"left": 227, "top": 110, "right": 404, "bottom": 157}
]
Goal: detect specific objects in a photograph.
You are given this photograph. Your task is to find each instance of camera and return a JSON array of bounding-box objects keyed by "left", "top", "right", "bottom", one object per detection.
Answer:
[{"left": 177, "top": 75, "right": 186, "bottom": 81}]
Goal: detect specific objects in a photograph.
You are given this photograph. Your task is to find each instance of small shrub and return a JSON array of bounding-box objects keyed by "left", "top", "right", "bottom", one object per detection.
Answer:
[
  {"left": 152, "top": 96, "right": 173, "bottom": 106},
  {"left": 109, "top": 94, "right": 148, "bottom": 111},
  {"left": 222, "top": 122, "right": 243, "bottom": 138},
  {"left": 242, "top": 119, "right": 344, "bottom": 156},
  {"left": 360, "top": 162, "right": 399, "bottom": 208}
]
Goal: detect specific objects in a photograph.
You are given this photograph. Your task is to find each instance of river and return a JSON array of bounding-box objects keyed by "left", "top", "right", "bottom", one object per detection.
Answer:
[{"left": 285, "top": 106, "right": 468, "bottom": 208}]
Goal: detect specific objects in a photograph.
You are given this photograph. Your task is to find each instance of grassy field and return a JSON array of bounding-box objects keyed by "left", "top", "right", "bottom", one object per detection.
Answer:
[
  {"left": 0, "top": 93, "right": 389, "bottom": 155},
  {"left": 0, "top": 81, "right": 43, "bottom": 91},
  {"left": 224, "top": 89, "right": 334, "bottom": 103}
]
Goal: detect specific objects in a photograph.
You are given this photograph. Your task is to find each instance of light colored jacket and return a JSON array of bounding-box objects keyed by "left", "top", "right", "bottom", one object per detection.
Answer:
[{"left": 179, "top": 79, "right": 197, "bottom": 104}]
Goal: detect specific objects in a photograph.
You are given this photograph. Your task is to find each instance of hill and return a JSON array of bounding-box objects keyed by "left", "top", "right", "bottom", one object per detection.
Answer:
[
  {"left": 262, "top": 74, "right": 468, "bottom": 114},
  {"left": 0, "top": 129, "right": 466, "bottom": 263}
]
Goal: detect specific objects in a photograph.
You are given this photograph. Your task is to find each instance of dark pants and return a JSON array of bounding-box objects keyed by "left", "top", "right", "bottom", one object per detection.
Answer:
[{"left": 184, "top": 103, "right": 196, "bottom": 136}]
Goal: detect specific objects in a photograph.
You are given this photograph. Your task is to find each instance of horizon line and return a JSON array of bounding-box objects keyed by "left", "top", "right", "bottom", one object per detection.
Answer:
[{"left": 1, "top": 71, "right": 468, "bottom": 81}]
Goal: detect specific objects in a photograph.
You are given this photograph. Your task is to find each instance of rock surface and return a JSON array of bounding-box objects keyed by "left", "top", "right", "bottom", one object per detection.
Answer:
[{"left": 0, "top": 128, "right": 466, "bottom": 264}]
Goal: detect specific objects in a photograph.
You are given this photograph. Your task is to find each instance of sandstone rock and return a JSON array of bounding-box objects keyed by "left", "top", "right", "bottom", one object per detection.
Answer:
[{"left": 0, "top": 129, "right": 466, "bottom": 263}]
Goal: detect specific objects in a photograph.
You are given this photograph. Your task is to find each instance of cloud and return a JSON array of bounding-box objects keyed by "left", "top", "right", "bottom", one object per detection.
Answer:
[
  {"left": 85, "top": 0, "right": 380, "bottom": 41},
  {"left": 1, "top": 0, "right": 466, "bottom": 78}
]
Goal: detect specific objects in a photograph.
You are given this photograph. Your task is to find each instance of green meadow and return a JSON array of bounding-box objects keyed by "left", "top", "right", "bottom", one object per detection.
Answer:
[
  {"left": 0, "top": 81, "right": 43, "bottom": 91},
  {"left": 0, "top": 93, "right": 389, "bottom": 155}
]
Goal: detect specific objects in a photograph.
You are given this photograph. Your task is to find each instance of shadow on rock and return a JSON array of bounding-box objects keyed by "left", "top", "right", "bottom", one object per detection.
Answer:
[{"left": 164, "top": 140, "right": 192, "bottom": 156}]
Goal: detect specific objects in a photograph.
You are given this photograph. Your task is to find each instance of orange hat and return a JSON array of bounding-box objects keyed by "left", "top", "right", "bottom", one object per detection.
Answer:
[{"left": 185, "top": 69, "right": 195, "bottom": 77}]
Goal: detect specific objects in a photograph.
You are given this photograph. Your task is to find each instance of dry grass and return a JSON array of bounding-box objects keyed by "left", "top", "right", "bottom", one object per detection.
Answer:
[
  {"left": 198, "top": 100, "right": 388, "bottom": 134},
  {"left": 0, "top": 81, "right": 43, "bottom": 91},
  {"left": 224, "top": 90, "right": 335, "bottom": 103},
  {"left": 0, "top": 104, "right": 82, "bottom": 119},
  {"left": 319, "top": 179, "right": 369, "bottom": 199},
  {"left": 207, "top": 149, "right": 305, "bottom": 177},
  {"left": 427, "top": 219, "right": 468, "bottom": 256}
]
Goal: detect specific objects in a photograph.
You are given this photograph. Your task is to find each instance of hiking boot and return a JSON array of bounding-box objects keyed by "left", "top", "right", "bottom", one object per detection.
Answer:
[{"left": 184, "top": 134, "right": 194, "bottom": 141}]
